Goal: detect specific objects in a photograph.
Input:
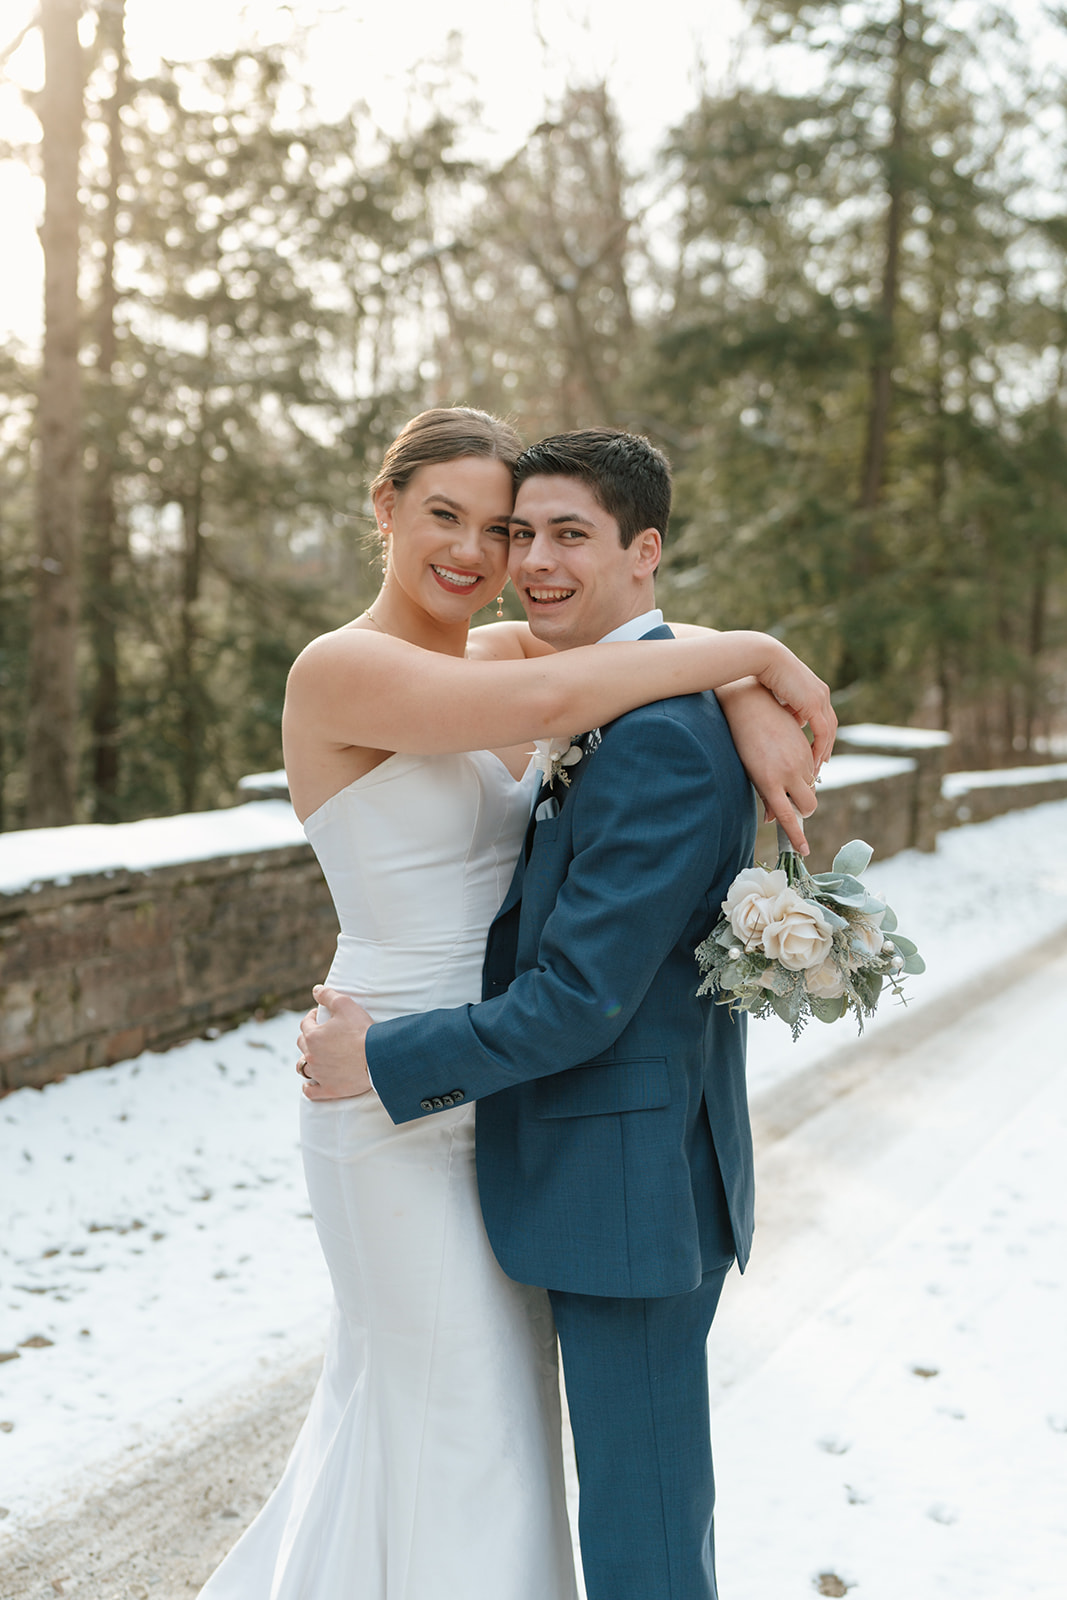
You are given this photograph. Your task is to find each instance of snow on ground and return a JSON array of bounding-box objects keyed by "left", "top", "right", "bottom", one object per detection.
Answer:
[
  {"left": 0, "top": 1013, "right": 332, "bottom": 1525},
  {"left": 2, "top": 799, "right": 1067, "bottom": 1586},
  {"left": 717, "top": 1048, "right": 1067, "bottom": 1599}
]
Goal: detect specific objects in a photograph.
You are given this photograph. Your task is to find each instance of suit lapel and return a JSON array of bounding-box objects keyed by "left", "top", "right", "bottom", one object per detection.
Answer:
[{"left": 486, "top": 622, "right": 675, "bottom": 969}]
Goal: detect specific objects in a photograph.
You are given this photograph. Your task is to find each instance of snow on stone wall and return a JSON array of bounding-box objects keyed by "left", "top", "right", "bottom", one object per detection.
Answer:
[{"left": 0, "top": 813, "right": 337, "bottom": 1094}]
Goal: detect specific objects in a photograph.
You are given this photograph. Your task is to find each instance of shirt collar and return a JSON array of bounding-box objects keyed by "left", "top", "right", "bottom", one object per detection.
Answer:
[{"left": 596, "top": 608, "right": 664, "bottom": 645}]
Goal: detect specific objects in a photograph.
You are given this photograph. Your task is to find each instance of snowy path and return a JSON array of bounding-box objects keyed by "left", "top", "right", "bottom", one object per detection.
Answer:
[{"left": 710, "top": 938, "right": 1067, "bottom": 1599}]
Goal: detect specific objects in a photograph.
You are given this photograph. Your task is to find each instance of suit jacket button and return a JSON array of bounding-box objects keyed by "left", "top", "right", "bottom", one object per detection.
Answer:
[
  {"left": 420, "top": 1099, "right": 433, "bottom": 1112},
  {"left": 450, "top": 1089, "right": 465, "bottom": 1103},
  {"left": 440, "top": 1093, "right": 455, "bottom": 1108},
  {"left": 431, "top": 1097, "right": 445, "bottom": 1109}
]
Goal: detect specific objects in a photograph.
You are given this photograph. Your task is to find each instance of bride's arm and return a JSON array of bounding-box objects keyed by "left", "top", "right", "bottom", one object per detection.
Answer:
[
  {"left": 465, "top": 618, "right": 832, "bottom": 851},
  {"left": 715, "top": 676, "right": 822, "bottom": 850},
  {"left": 283, "top": 626, "right": 835, "bottom": 767},
  {"left": 662, "top": 623, "right": 832, "bottom": 851}
]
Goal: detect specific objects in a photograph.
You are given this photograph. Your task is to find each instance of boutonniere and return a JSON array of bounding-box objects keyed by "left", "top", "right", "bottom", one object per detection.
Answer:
[{"left": 532, "top": 736, "right": 583, "bottom": 787}]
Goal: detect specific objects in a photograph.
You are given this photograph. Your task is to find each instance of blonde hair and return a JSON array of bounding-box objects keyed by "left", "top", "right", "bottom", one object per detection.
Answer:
[{"left": 369, "top": 407, "right": 522, "bottom": 497}]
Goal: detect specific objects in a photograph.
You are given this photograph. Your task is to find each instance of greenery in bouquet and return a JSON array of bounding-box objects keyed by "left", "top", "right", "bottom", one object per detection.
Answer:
[{"left": 696, "top": 840, "right": 925, "bottom": 1039}]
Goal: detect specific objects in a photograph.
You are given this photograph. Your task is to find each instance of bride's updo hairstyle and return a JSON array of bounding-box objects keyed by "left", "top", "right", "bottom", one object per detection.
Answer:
[{"left": 369, "top": 407, "right": 522, "bottom": 498}]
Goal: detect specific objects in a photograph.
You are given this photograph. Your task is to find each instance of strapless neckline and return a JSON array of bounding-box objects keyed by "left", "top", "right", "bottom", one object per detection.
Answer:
[
  {"left": 301, "top": 747, "right": 532, "bottom": 832},
  {"left": 299, "top": 748, "right": 538, "bottom": 1026}
]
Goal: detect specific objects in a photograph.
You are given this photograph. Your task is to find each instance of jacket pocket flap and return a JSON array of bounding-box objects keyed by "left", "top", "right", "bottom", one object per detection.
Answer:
[{"left": 533, "top": 1058, "right": 670, "bottom": 1119}]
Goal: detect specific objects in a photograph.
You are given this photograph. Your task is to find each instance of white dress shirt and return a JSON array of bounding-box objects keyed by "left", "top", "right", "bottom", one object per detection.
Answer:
[{"left": 597, "top": 608, "right": 664, "bottom": 645}]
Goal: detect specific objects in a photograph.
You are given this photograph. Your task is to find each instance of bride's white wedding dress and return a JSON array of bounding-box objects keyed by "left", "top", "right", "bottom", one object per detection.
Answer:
[{"left": 199, "top": 750, "right": 577, "bottom": 1600}]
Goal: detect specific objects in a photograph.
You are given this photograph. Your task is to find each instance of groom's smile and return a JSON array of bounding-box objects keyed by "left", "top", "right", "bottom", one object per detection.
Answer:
[{"left": 508, "top": 474, "right": 661, "bottom": 650}]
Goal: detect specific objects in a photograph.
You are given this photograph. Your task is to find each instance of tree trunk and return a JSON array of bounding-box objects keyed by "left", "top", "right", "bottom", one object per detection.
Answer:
[
  {"left": 857, "top": 0, "right": 909, "bottom": 527},
  {"left": 0, "top": 551, "right": 7, "bottom": 833},
  {"left": 86, "top": 0, "right": 127, "bottom": 821},
  {"left": 26, "top": 0, "right": 85, "bottom": 826},
  {"left": 928, "top": 296, "right": 952, "bottom": 735},
  {"left": 1022, "top": 382, "right": 1063, "bottom": 754},
  {"left": 178, "top": 477, "right": 205, "bottom": 814}
]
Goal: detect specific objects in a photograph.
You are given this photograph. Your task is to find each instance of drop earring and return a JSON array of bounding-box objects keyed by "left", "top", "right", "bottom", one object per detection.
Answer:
[{"left": 496, "top": 594, "right": 504, "bottom": 619}]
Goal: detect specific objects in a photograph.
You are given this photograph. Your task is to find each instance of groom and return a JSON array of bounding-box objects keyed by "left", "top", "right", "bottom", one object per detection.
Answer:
[{"left": 302, "top": 429, "right": 758, "bottom": 1600}]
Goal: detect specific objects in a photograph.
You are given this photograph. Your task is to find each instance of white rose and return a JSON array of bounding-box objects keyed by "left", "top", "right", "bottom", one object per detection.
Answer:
[
  {"left": 849, "top": 911, "right": 885, "bottom": 959},
  {"left": 804, "top": 956, "right": 847, "bottom": 999},
  {"left": 761, "top": 889, "right": 834, "bottom": 971},
  {"left": 722, "top": 867, "right": 789, "bottom": 951}
]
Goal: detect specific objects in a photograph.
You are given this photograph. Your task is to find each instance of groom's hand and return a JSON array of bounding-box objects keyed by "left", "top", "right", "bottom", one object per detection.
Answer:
[{"left": 297, "top": 986, "right": 374, "bottom": 1100}]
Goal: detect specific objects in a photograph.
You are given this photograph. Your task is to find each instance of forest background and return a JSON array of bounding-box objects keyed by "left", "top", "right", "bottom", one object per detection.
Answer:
[{"left": 2, "top": 0, "right": 1067, "bottom": 830}]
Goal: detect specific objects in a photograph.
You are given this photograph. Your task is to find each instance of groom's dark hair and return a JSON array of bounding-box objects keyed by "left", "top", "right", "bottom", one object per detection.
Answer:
[{"left": 513, "top": 428, "right": 672, "bottom": 548}]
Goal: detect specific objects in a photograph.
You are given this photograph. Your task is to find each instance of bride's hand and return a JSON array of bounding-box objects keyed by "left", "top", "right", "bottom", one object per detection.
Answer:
[
  {"left": 297, "top": 987, "right": 374, "bottom": 1100},
  {"left": 755, "top": 642, "right": 837, "bottom": 769},
  {"left": 717, "top": 679, "right": 823, "bottom": 854}
]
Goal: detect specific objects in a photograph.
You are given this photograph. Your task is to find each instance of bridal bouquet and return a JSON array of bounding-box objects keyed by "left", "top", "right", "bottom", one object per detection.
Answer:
[{"left": 696, "top": 837, "right": 924, "bottom": 1038}]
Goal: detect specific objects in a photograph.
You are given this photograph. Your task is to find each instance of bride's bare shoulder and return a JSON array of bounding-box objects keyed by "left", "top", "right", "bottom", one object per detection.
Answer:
[
  {"left": 466, "top": 620, "right": 555, "bottom": 662},
  {"left": 289, "top": 622, "right": 412, "bottom": 681}
]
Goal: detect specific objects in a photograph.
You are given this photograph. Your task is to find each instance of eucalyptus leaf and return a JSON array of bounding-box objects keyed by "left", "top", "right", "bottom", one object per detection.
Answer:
[
  {"left": 770, "top": 990, "right": 800, "bottom": 1025},
  {"left": 832, "top": 840, "right": 874, "bottom": 878},
  {"left": 853, "top": 968, "right": 883, "bottom": 1007},
  {"left": 821, "top": 886, "right": 883, "bottom": 911},
  {"left": 888, "top": 934, "right": 918, "bottom": 957},
  {"left": 826, "top": 873, "right": 863, "bottom": 896},
  {"left": 761, "top": 966, "right": 790, "bottom": 996},
  {"left": 879, "top": 904, "right": 898, "bottom": 933},
  {"left": 811, "top": 995, "right": 848, "bottom": 1023},
  {"left": 903, "top": 953, "right": 926, "bottom": 974}
]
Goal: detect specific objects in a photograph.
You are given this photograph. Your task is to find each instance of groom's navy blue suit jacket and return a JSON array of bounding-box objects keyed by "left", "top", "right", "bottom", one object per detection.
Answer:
[{"left": 366, "top": 626, "right": 758, "bottom": 1299}]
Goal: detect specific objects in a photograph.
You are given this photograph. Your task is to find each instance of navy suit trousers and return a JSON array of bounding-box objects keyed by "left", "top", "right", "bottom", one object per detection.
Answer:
[{"left": 550, "top": 1263, "right": 731, "bottom": 1600}]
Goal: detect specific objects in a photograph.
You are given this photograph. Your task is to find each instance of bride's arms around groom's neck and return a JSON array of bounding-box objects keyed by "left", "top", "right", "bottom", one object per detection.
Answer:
[
  {"left": 466, "top": 619, "right": 828, "bottom": 854},
  {"left": 285, "top": 623, "right": 832, "bottom": 762}
]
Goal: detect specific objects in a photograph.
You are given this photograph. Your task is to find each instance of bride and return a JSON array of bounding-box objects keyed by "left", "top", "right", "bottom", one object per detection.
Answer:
[{"left": 197, "top": 407, "right": 833, "bottom": 1599}]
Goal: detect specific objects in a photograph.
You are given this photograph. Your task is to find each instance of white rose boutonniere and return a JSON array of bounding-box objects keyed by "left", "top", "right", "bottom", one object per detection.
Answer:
[
  {"left": 697, "top": 833, "right": 924, "bottom": 1039},
  {"left": 532, "top": 736, "right": 583, "bottom": 788}
]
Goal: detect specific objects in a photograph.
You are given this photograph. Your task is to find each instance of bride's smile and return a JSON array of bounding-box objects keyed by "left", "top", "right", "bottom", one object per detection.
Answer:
[{"left": 371, "top": 454, "right": 514, "bottom": 635}]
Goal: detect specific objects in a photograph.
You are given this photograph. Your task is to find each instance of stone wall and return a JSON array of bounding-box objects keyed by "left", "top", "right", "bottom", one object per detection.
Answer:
[
  {"left": 834, "top": 724, "right": 954, "bottom": 853},
  {"left": 6, "top": 737, "right": 1067, "bottom": 1094},
  {"left": 942, "top": 763, "right": 1067, "bottom": 826},
  {"left": 1, "top": 846, "right": 338, "bottom": 1094},
  {"left": 753, "top": 755, "right": 921, "bottom": 871}
]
